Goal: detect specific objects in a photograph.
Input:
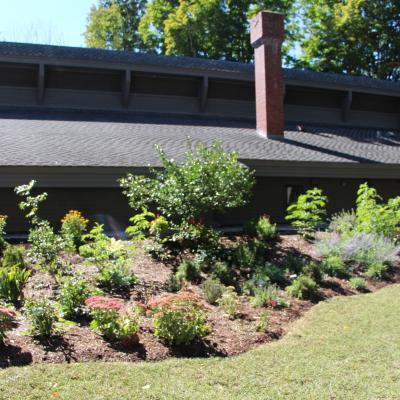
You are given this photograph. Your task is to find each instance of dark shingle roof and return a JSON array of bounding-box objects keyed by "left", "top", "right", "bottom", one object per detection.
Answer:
[
  {"left": 0, "top": 108, "right": 399, "bottom": 168},
  {"left": 1, "top": 41, "right": 400, "bottom": 95}
]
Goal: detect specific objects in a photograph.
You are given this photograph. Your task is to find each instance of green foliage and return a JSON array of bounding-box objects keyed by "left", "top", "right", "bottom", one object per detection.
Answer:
[
  {"left": 80, "top": 224, "right": 128, "bottom": 265},
  {"left": 322, "top": 256, "right": 348, "bottom": 278},
  {"left": 175, "top": 259, "right": 202, "bottom": 283},
  {"left": 250, "top": 284, "right": 288, "bottom": 308},
  {"left": 2, "top": 245, "right": 25, "bottom": 270},
  {"left": 96, "top": 259, "right": 137, "bottom": 292},
  {"left": 231, "top": 240, "right": 266, "bottom": 271},
  {"left": 0, "top": 215, "right": 7, "bottom": 253},
  {"left": 120, "top": 142, "right": 255, "bottom": 223},
  {"left": 285, "top": 187, "right": 328, "bottom": 238},
  {"left": 329, "top": 209, "right": 357, "bottom": 237},
  {"left": 355, "top": 183, "right": 400, "bottom": 238},
  {"left": 255, "top": 310, "right": 269, "bottom": 333},
  {"left": 201, "top": 278, "right": 225, "bottom": 305},
  {"left": 125, "top": 208, "right": 155, "bottom": 241},
  {"left": 61, "top": 210, "right": 89, "bottom": 252},
  {"left": 210, "top": 261, "right": 235, "bottom": 286},
  {"left": 297, "top": 0, "right": 400, "bottom": 80},
  {"left": 283, "top": 252, "right": 307, "bottom": 275},
  {"left": 84, "top": 0, "right": 147, "bottom": 51},
  {"left": 0, "top": 266, "right": 30, "bottom": 304},
  {"left": 151, "top": 294, "right": 209, "bottom": 345},
  {"left": 24, "top": 298, "right": 58, "bottom": 337},
  {"left": 242, "top": 263, "right": 285, "bottom": 296},
  {"left": 0, "top": 306, "right": 15, "bottom": 343},
  {"left": 302, "top": 261, "right": 323, "bottom": 283},
  {"left": 286, "top": 275, "right": 319, "bottom": 300},
  {"left": 365, "top": 262, "right": 389, "bottom": 280},
  {"left": 244, "top": 215, "right": 277, "bottom": 240},
  {"left": 163, "top": 274, "right": 181, "bottom": 293},
  {"left": 216, "top": 286, "right": 238, "bottom": 318},
  {"left": 15, "top": 181, "right": 63, "bottom": 266},
  {"left": 349, "top": 277, "right": 367, "bottom": 291},
  {"left": 58, "top": 276, "right": 94, "bottom": 320},
  {"left": 28, "top": 221, "right": 64, "bottom": 266},
  {"left": 138, "top": 0, "right": 298, "bottom": 63}
]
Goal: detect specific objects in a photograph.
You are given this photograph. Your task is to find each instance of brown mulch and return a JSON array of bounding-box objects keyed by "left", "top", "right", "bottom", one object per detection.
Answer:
[{"left": 1, "top": 234, "right": 399, "bottom": 368}]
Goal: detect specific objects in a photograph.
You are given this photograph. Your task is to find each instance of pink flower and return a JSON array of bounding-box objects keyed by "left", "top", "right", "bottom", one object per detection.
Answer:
[
  {"left": 0, "top": 307, "right": 16, "bottom": 319},
  {"left": 85, "top": 296, "right": 123, "bottom": 311},
  {"left": 268, "top": 299, "right": 278, "bottom": 308}
]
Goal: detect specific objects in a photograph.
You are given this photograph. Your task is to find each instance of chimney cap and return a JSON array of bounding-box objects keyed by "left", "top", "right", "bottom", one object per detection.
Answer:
[{"left": 250, "top": 11, "right": 284, "bottom": 48}]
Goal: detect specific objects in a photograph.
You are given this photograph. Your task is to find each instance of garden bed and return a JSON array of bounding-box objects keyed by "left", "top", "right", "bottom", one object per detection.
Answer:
[{"left": 2, "top": 233, "right": 399, "bottom": 368}]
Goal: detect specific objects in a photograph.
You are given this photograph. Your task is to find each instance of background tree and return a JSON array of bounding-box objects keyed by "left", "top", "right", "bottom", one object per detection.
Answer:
[
  {"left": 85, "top": 0, "right": 147, "bottom": 51},
  {"left": 297, "top": 0, "right": 400, "bottom": 80}
]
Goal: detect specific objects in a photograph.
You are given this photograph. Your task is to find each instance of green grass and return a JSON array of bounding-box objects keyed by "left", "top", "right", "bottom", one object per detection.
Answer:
[{"left": 2, "top": 285, "right": 400, "bottom": 399}]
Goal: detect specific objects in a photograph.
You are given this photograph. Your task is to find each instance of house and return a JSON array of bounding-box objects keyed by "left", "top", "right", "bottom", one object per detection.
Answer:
[{"left": 0, "top": 11, "right": 399, "bottom": 234}]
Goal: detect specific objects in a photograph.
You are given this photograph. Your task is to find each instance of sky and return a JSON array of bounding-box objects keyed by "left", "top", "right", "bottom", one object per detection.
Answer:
[{"left": 0, "top": 0, "right": 95, "bottom": 47}]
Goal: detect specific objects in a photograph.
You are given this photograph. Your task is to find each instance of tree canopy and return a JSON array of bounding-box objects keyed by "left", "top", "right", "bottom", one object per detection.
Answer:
[{"left": 84, "top": 0, "right": 400, "bottom": 80}]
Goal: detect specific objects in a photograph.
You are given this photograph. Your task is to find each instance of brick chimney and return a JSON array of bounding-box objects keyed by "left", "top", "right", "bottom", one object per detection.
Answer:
[{"left": 250, "top": 11, "right": 284, "bottom": 138}]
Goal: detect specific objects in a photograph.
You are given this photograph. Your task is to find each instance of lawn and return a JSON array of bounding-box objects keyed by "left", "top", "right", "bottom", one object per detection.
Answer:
[{"left": 1, "top": 284, "right": 400, "bottom": 400}]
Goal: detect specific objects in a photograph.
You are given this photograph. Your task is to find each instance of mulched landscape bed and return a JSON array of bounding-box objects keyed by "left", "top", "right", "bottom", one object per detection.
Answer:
[{"left": 1, "top": 234, "right": 399, "bottom": 368}]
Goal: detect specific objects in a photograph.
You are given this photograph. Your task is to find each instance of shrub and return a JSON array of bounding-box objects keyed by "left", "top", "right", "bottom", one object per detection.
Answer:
[
  {"left": 96, "top": 259, "right": 137, "bottom": 292},
  {"left": 58, "top": 276, "right": 94, "bottom": 319},
  {"left": 86, "top": 296, "right": 140, "bottom": 341},
  {"left": 216, "top": 286, "right": 239, "bottom": 318},
  {"left": 27, "top": 221, "right": 64, "bottom": 266},
  {"left": 250, "top": 285, "right": 287, "bottom": 308},
  {"left": 126, "top": 208, "right": 155, "bottom": 241},
  {"left": 210, "top": 261, "right": 235, "bottom": 286},
  {"left": 255, "top": 310, "right": 269, "bottom": 333},
  {"left": 202, "top": 278, "right": 225, "bottom": 305},
  {"left": 302, "top": 261, "right": 324, "bottom": 283},
  {"left": 15, "top": 181, "right": 63, "bottom": 266},
  {"left": 231, "top": 240, "right": 266, "bottom": 271},
  {"left": 149, "top": 292, "right": 209, "bottom": 345},
  {"left": 80, "top": 224, "right": 128, "bottom": 265},
  {"left": 365, "top": 262, "right": 388, "bottom": 280},
  {"left": 244, "top": 215, "right": 277, "bottom": 240},
  {"left": 242, "top": 263, "right": 285, "bottom": 296},
  {"left": 164, "top": 274, "right": 181, "bottom": 293},
  {"left": 61, "top": 210, "right": 89, "bottom": 251},
  {"left": 0, "top": 306, "right": 15, "bottom": 344},
  {"left": 322, "top": 256, "right": 348, "bottom": 278},
  {"left": 285, "top": 187, "right": 328, "bottom": 238},
  {"left": 329, "top": 209, "right": 357, "bottom": 236},
  {"left": 175, "top": 259, "right": 202, "bottom": 283},
  {"left": 2, "top": 245, "right": 25, "bottom": 270},
  {"left": 286, "top": 275, "right": 319, "bottom": 300},
  {"left": 0, "top": 215, "right": 7, "bottom": 253},
  {"left": 316, "top": 233, "right": 399, "bottom": 268},
  {"left": 0, "top": 266, "right": 31, "bottom": 304},
  {"left": 284, "top": 252, "right": 307, "bottom": 275},
  {"left": 24, "top": 298, "right": 58, "bottom": 337},
  {"left": 349, "top": 277, "right": 367, "bottom": 291},
  {"left": 355, "top": 183, "right": 400, "bottom": 238},
  {"left": 120, "top": 142, "right": 255, "bottom": 224}
]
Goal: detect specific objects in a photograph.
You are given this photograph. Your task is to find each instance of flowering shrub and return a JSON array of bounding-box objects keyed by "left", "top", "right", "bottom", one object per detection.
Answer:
[
  {"left": 24, "top": 299, "right": 58, "bottom": 337},
  {"left": 58, "top": 276, "right": 95, "bottom": 319},
  {"left": 86, "top": 296, "right": 140, "bottom": 341},
  {"left": 250, "top": 284, "right": 287, "bottom": 308},
  {"left": 0, "top": 306, "right": 15, "bottom": 344},
  {"left": 0, "top": 265, "right": 31, "bottom": 304},
  {"left": 285, "top": 187, "right": 328, "bottom": 239},
  {"left": 0, "top": 215, "right": 7, "bottom": 253},
  {"left": 61, "top": 210, "right": 89, "bottom": 251},
  {"left": 148, "top": 292, "right": 209, "bottom": 345}
]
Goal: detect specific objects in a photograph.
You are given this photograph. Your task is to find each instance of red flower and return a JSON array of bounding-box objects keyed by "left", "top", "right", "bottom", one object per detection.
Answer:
[{"left": 268, "top": 299, "right": 278, "bottom": 308}]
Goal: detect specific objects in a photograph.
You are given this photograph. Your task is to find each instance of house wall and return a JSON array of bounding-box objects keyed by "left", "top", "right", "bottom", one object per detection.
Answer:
[{"left": 2, "top": 177, "right": 399, "bottom": 235}]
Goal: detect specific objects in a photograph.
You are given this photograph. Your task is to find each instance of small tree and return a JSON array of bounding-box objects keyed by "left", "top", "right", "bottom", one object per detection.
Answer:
[
  {"left": 285, "top": 187, "right": 328, "bottom": 239},
  {"left": 120, "top": 142, "right": 255, "bottom": 223}
]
